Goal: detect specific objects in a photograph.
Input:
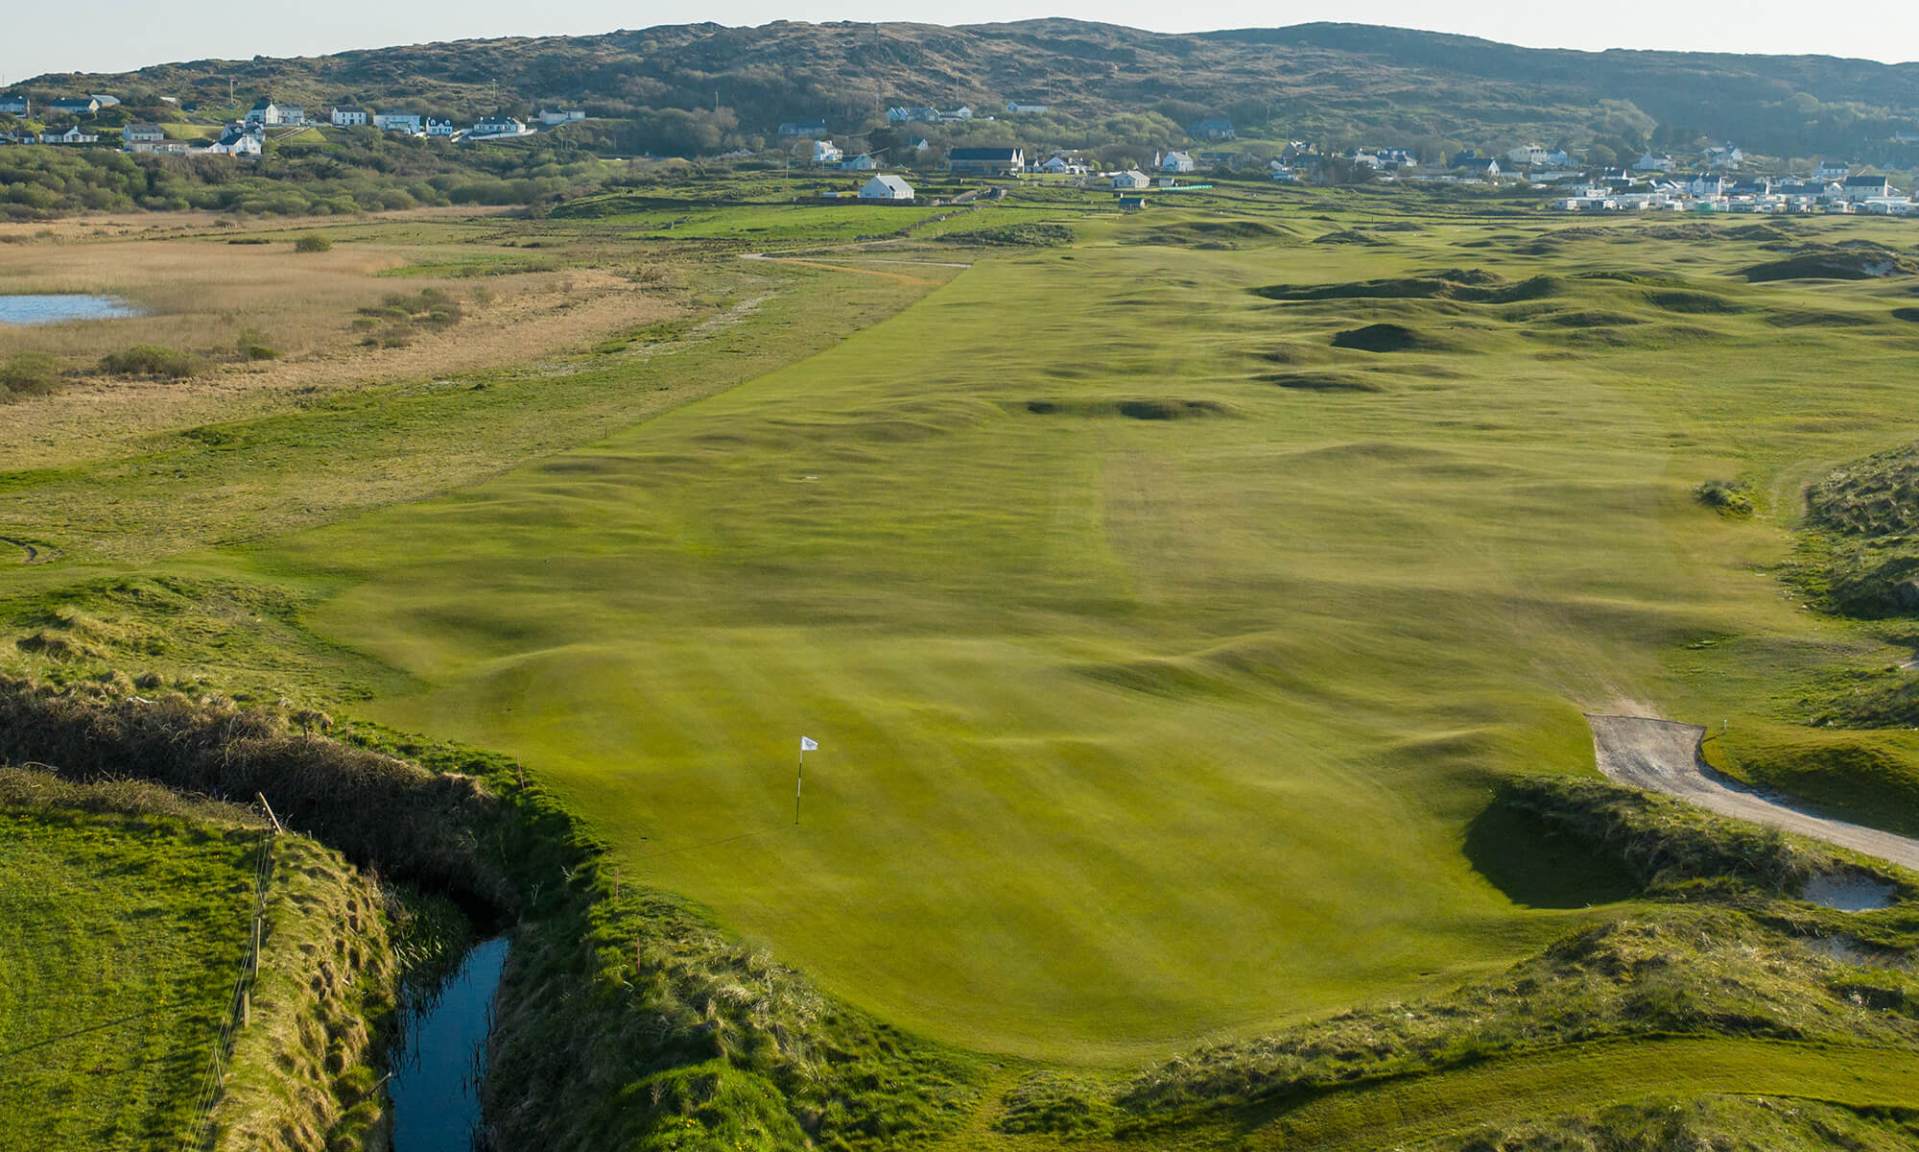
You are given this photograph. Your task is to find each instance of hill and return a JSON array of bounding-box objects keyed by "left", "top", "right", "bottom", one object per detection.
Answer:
[{"left": 18, "top": 20, "right": 1919, "bottom": 164}]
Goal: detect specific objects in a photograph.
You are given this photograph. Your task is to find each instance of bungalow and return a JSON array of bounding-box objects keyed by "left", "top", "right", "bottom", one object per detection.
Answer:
[
  {"left": 1814, "top": 159, "right": 1852, "bottom": 181},
  {"left": 1006, "top": 102, "right": 1049, "bottom": 114},
  {"left": 245, "top": 101, "right": 288, "bottom": 127},
  {"left": 280, "top": 106, "right": 306, "bottom": 126},
  {"left": 330, "top": 107, "right": 368, "bottom": 126},
  {"left": 1159, "top": 150, "right": 1195, "bottom": 173},
  {"left": 1111, "top": 168, "right": 1152, "bottom": 190},
  {"left": 425, "top": 118, "right": 457, "bottom": 138},
  {"left": 122, "top": 123, "right": 167, "bottom": 144},
  {"left": 940, "top": 106, "right": 975, "bottom": 122},
  {"left": 840, "top": 152, "right": 879, "bottom": 171},
  {"left": 1843, "top": 173, "right": 1893, "bottom": 201},
  {"left": 1190, "top": 116, "right": 1235, "bottom": 141},
  {"left": 373, "top": 112, "right": 423, "bottom": 133},
  {"left": 885, "top": 107, "right": 938, "bottom": 124},
  {"left": 538, "top": 109, "right": 586, "bottom": 125},
  {"left": 1374, "top": 148, "right": 1419, "bottom": 169},
  {"left": 0, "top": 95, "right": 28, "bottom": 116},
  {"left": 811, "top": 139, "right": 843, "bottom": 165},
  {"left": 40, "top": 124, "right": 99, "bottom": 145},
  {"left": 779, "top": 119, "right": 828, "bottom": 137},
  {"left": 48, "top": 97, "right": 99, "bottom": 117},
  {"left": 948, "top": 146, "right": 1023, "bottom": 175},
  {"left": 1038, "top": 154, "right": 1086, "bottom": 175},
  {"left": 1454, "top": 157, "right": 1502, "bottom": 180},
  {"left": 1505, "top": 143, "right": 1555, "bottom": 168},
  {"left": 858, "top": 173, "right": 914, "bottom": 201},
  {"left": 128, "top": 138, "right": 190, "bottom": 155},
  {"left": 1631, "top": 151, "right": 1673, "bottom": 173},
  {"left": 468, "top": 116, "right": 529, "bottom": 139}
]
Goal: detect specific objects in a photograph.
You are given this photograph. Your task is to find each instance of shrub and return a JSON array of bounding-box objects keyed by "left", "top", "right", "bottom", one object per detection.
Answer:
[
  {"left": 235, "top": 328, "right": 279, "bottom": 361},
  {"left": 293, "top": 234, "right": 333, "bottom": 253},
  {"left": 0, "top": 352, "right": 61, "bottom": 399},
  {"left": 1695, "top": 479, "right": 1754, "bottom": 517},
  {"left": 100, "top": 344, "right": 198, "bottom": 379}
]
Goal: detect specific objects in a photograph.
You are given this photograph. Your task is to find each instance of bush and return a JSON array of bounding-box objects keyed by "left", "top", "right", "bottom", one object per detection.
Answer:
[
  {"left": 0, "top": 352, "right": 61, "bottom": 399},
  {"left": 99, "top": 344, "right": 198, "bottom": 379},
  {"left": 235, "top": 328, "right": 279, "bottom": 361},
  {"left": 293, "top": 234, "right": 332, "bottom": 253},
  {"left": 1695, "top": 479, "right": 1754, "bottom": 517}
]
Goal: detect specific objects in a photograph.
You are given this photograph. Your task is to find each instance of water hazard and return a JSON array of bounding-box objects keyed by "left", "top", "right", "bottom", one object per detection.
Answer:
[
  {"left": 389, "top": 936, "right": 509, "bottom": 1151},
  {"left": 0, "top": 294, "right": 140, "bottom": 325}
]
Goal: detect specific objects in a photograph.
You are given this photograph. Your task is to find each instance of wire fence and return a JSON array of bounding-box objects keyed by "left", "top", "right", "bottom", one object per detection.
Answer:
[{"left": 177, "top": 796, "right": 280, "bottom": 1152}]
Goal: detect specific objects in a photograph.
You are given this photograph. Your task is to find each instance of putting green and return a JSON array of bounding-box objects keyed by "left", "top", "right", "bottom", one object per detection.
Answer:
[{"left": 247, "top": 218, "right": 1919, "bottom": 1062}]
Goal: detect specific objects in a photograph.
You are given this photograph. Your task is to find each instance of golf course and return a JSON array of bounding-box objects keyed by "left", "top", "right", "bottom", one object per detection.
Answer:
[{"left": 6, "top": 183, "right": 1919, "bottom": 1147}]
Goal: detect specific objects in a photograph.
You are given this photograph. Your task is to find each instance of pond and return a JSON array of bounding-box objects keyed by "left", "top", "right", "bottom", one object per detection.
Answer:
[
  {"left": 0, "top": 294, "right": 141, "bottom": 326},
  {"left": 389, "top": 936, "right": 509, "bottom": 1152}
]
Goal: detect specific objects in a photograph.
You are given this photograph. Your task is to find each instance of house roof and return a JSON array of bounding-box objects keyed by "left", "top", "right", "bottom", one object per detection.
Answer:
[
  {"left": 949, "top": 147, "right": 1020, "bottom": 161},
  {"left": 866, "top": 174, "right": 912, "bottom": 192},
  {"left": 1845, "top": 174, "right": 1890, "bottom": 186}
]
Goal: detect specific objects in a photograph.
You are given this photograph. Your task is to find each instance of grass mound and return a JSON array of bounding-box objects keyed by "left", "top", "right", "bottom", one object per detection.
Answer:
[
  {"left": 1259, "top": 371, "right": 1382, "bottom": 393},
  {"left": 1726, "top": 724, "right": 1919, "bottom": 837},
  {"left": 941, "top": 222, "right": 1074, "bottom": 247},
  {"left": 1254, "top": 269, "right": 1557, "bottom": 305},
  {"left": 1643, "top": 288, "right": 1747, "bottom": 314},
  {"left": 99, "top": 344, "right": 198, "bottom": 380},
  {"left": 1745, "top": 246, "right": 1919, "bottom": 283},
  {"left": 1331, "top": 322, "right": 1438, "bottom": 353},
  {"left": 1132, "top": 219, "right": 1291, "bottom": 247},
  {"left": 1021, "top": 398, "right": 1232, "bottom": 420},
  {"left": 1312, "top": 229, "right": 1386, "bottom": 246},
  {"left": 1, "top": 352, "right": 62, "bottom": 401},
  {"left": 1695, "top": 479, "right": 1755, "bottom": 517},
  {"left": 1801, "top": 442, "right": 1919, "bottom": 618}
]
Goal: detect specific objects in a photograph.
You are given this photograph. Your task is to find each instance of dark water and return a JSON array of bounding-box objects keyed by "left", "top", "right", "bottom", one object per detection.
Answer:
[
  {"left": 389, "top": 936, "right": 509, "bottom": 1151},
  {"left": 0, "top": 294, "right": 140, "bottom": 325}
]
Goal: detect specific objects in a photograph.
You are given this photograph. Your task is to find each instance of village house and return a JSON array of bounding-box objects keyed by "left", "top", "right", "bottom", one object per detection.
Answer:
[
  {"left": 886, "top": 107, "right": 939, "bottom": 124},
  {"left": 469, "top": 115, "right": 529, "bottom": 139},
  {"left": 40, "top": 124, "right": 100, "bottom": 145},
  {"left": 940, "top": 106, "right": 975, "bottom": 122},
  {"left": 538, "top": 109, "right": 586, "bottom": 125},
  {"left": 839, "top": 152, "right": 879, "bottom": 171},
  {"left": 1111, "top": 168, "right": 1152, "bottom": 190},
  {"left": 128, "top": 138, "right": 191, "bottom": 155},
  {"left": 1454, "top": 157, "right": 1502, "bottom": 180},
  {"left": 48, "top": 97, "right": 100, "bottom": 117},
  {"left": 1038, "top": 154, "right": 1087, "bottom": 175},
  {"left": 330, "top": 107, "right": 368, "bottom": 126},
  {"left": 1006, "top": 101, "right": 1050, "bottom": 114},
  {"left": 1190, "top": 116, "right": 1235, "bottom": 141},
  {"left": 1631, "top": 151, "right": 1673, "bottom": 173},
  {"left": 1117, "top": 194, "right": 1147, "bottom": 212},
  {"left": 0, "top": 95, "right": 28, "bottom": 116},
  {"left": 779, "top": 119, "right": 828, "bottom": 137},
  {"left": 1687, "top": 172, "right": 1728, "bottom": 198},
  {"left": 1815, "top": 159, "right": 1852, "bottom": 181},
  {"left": 859, "top": 173, "right": 914, "bottom": 201},
  {"left": 122, "top": 123, "right": 167, "bottom": 145},
  {"left": 811, "top": 138, "right": 843, "bottom": 165},
  {"left": 947, "top": 146, "right": 1023, "bottom": 175},
  {"left": 204, "top": 124, "right": 262, "bottom": 156},
  {"left": 1159, "top": 150, "right": 1195, "bottom": 173},
  {"left": 425, "top": 117, "right": 457, "bottom": 138},
  {"left": 1843, "top": 173, "right": 1893, "bottom": 201},
  {"left": 373, "top": 112, "right": 423, "bottom": 133},
  {"left": 246, "top": 101, "right": 303, "bottom": 127},
  {"left": 1705, "top": 144, "right": 1744, "bottom": 169}
]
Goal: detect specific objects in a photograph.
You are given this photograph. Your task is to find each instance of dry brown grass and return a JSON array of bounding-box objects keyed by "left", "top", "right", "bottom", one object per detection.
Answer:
[{"left": 0, "top": 226, "right": 680, "bottom": 469}]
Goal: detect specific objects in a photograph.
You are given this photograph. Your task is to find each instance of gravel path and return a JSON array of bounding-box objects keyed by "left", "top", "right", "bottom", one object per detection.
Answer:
[{"left": 1586, "top": 713, "right": 1919, "bottom": 873}]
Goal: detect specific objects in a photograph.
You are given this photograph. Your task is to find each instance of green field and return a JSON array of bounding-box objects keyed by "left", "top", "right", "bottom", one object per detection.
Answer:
[
  {"left": 6, "top": 189, "right": 1919, "bottom": 1141},
  {"left": 0, "top": 796, "right": 253, "bottom": 1149},
  {"left": 232, "top": 209, "right": 1919, "bottom": 1060}
]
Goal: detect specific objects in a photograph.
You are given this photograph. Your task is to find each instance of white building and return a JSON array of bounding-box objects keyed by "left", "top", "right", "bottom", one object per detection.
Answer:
[
  {"left": 538, "top": 109, "right": 586, "bottom": 126},
  {"left": 1815, "top": 159, "right": 1852, "bottom": 181},
  {"left": 373, "top": 112, "right": 423, "bottom": 133},
  {"left": 40, "top": 125, "right": 99, "bottom": 144},
  {"left": 1039, "top": 154, "right": 1086, "bottom": 175},
  {"left": 811, "top": 138, "right": 843, "bottom": 165},
  {"left": 425, "top": 118, "right": 457, "bottom": 138},
  {"left": 203, "top": 125, "right": 262, "bottom": 156},
  {"left": 839, "top": 152, "right": 879, "bottom": 171},
  {"left": 1112, "top": 168, "right": 1152, "bottom": 190},
  {"left": 122, "top": 123, "right": 166, "bottom": 144},
  {"left": 1159, "top": 150, "right": 1195, "bottom": 173},
  {"left": 330, "top": 108, "right": 368, "bottom": 126},
  {"left": 1006, "top": 101, "right": 1050, "bottom": 114},
  {"left": 859, "top": 173, "right": 914, "bottom": 201},
  {"left": 1632, "top": 151, "right": 1673, "bottom": 173}
]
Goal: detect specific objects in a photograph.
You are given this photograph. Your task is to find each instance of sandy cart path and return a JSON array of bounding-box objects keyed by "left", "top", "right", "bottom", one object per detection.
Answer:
[{"left": 1586, "top": 714, "right": 1919, "bottom": 872}]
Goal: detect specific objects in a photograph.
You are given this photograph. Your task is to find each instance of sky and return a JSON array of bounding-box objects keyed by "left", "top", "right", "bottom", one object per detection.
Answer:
[{"left": 7, "top": 1, "right": 1919, "bottom": 84}]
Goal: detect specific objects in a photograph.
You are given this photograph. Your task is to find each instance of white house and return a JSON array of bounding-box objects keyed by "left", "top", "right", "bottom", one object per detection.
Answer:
[
  {"left": 1815, "top": 159, "right": 1852, "bottom": 181},
  {"left": 0, "top": 95, "right": 28, "bottom": 116},
  {"left": 1505, "top": 143, "right": 1554, "bottom": 167},
  {"left": 1039, "top": 154, "right": 1086, "bottom": 175},
  {"left": 373, "top": 112, "right": 423, "bottom": 133},
  {"left": 942, "top": 105, "right": 975, "bottom": 121},
  {"left": 48, "top": 97, "right": 99, "bottom": 117},
  {"left": 1632, "top": 151, "right": 1673, "bottom": 173},
  {"left": 1112, "top": 168, "right": 1152, "bottom": 190},
  {"left": 538, "top": 109, "right": 586, "bottom": 126},
  {"left": 1159, "top": 150, "right": 1195, "bottom": 173},
  {"left": 1705, "top": 144, "right": 1743, "bottom": 169},
  {"left": 40, "top": 125, "right": 99, "bottom": 144},
  {"left": 425, "top": 118, "right": 457, "bottom": 138},
  {"left": 839, "top": 152, "right": 879, "bottom": 171},
  {"left": 245, "top": 101, "right": 292, "bottom": 127},
  {"left": 330, "top": 107, "right": 368, "bottom": 127},
  {"left": 1006, "top": 102, "right": 1050, "bottom": 114},
  {"left": 122, "top": 123, "right": 166, "bottom": 144},
  {"left": 1843, "top": 174, "right": 1893, "bottom": 201},
  {"left": 469, "top": 116, "right": 529, "bottom": 139},
  {"left": 203, "top": 125, "right": 262, "bottom": 156},
  {"left": 127, "top": 138, "right": 190, "bottom": 155},
  {"left": 1688, "top": 172, "right": 1728, "bottom": 198},
  {"left": 859, "top": 173, "right": 914, "bottom": 201},
  {"left": 811, "top": 139, "right": 843, "bottom": 165}
]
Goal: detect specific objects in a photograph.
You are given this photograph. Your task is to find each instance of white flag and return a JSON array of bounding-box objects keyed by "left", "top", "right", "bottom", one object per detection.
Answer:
[{"left": 800, "top": 737, "right": 819, "bottom": 751}]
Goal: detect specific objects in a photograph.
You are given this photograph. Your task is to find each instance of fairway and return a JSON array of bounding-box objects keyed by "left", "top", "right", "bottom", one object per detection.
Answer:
[{"left": 226, "top": 212, "right": 1919, "bottom": 1063}]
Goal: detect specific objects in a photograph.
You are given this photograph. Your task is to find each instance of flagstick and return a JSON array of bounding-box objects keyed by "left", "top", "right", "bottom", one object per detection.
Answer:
[{"left": 794, "top": 745, "right": 805, "bottom": 826}]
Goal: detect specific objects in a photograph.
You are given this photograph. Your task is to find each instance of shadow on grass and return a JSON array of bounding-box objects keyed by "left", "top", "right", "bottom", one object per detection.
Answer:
[{"left": 1464, "top": 800, "right": 1643, "bottom": 910}]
